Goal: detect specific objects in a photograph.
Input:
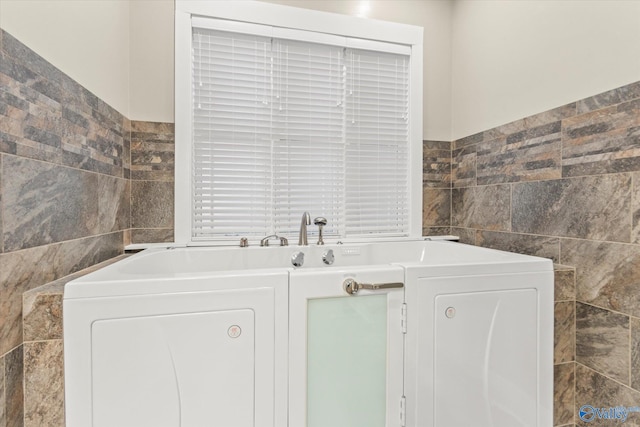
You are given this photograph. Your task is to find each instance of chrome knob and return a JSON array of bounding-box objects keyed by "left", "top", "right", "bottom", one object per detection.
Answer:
[
  {"left": 291, "top": 251, "right": 305, "bottom": 267},
  {"left": 322, "top": 249, "right": 334, "bottom": 265}
]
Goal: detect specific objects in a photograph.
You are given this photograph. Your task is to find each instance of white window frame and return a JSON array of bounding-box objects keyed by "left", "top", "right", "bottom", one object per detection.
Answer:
[{"left": 175, "top": 0, "right": 423, "bottom": 245}]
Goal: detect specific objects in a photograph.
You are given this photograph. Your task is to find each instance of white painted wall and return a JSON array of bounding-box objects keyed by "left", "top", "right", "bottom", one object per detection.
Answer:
[
  {"left": 258, "top": 0, "right": 453, "bottom": 141},
  {"left": 0, "top": 0, "right": 130, "bottom": 117},
  {"left": 128, "top": 0, "right": 453, "bottom": 138},
  {"left": 0, "top": 0, "right": 450, "bottom": 137},
  {"left": 451, "top": 0, "right": 640, "bottom": 140},
  {"left": 3, "top": 0, "right": 639, "bottom": 141},
  {"left": 129, "top": 0, "right": 175, "bottom": 123}
]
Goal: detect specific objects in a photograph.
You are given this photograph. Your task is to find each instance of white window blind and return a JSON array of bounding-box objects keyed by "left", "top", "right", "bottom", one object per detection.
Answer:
[
  {"left": 345, "top": 49, "right": 410, "bottom": 236},
  {"left": 272, "top": 39, "right": 345, "bottom": 237},
  {"left": 191, "top": 25, "right": 410, "bottom": 241},
  {"left": 192, "top": 28, "right": 272, "bottom": 238}
]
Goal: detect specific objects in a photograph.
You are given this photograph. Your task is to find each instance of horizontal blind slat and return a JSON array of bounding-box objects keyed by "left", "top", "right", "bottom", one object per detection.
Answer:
[{"left": 192, "top": 27, "right": 410, "bottom": 239}]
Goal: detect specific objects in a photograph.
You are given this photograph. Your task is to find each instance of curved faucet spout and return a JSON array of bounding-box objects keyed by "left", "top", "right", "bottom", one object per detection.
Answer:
[{"left": 298, "top": 212, "right": 311, "bottom": 246}]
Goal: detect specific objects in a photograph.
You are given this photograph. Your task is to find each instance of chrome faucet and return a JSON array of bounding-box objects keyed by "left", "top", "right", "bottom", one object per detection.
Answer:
[
  {"left": 260, "top": 235, "right": 288, "bottom": 247},
  {"left": 298, "top": 212, "right": 311, "bottom": 246}
]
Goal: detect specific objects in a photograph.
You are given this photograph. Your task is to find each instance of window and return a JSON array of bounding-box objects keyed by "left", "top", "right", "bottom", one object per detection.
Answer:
[{"left": 175, "top": 1, "right": 423, "bottom": 244}]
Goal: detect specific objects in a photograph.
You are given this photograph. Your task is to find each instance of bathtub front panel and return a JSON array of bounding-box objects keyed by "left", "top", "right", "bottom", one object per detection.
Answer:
[
  {"left": 92, "top": 309, "right": 255, "bottom": 427},
  {"left": 64, "top": 274, "right": 289, "bottom": 427},
  {"left": 434, "top": 289, "right": 537, "bottom": 426},
  {"left": 404, "top": 270, "right": 554, "bottom": 427}
]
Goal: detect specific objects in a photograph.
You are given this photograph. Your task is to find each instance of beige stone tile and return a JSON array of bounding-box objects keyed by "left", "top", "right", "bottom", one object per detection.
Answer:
[
  {"left": 451, "top": 185, "right": 511, "bottom": 231},
  {"left": 2, "top": 156, "right": 100, "bottom": 251},
  {"left": 22, "top": 253, "right": 130, "bottom": 343},
  {"left": 449, "top": 227, "right": 476, "bottom": 245},
  {"left": 554, "top": 363, "right": 575, "bottom": 427},
  {"left": 130, "top": 228, "right": 174, "bottom": 244},
  {"left": 130, "top": 120, "right": 175, "bottom": 181},
  {"left": 0, "top": 233, "right": 122, "bottom": 354},
  {"left": 477, "top": 123, "right": 562, "bottom": 185},
  {"left": 513, "top": 175, "right": 631, "bottom": 242},
  {"left": 23, "top": 294, "right": 62, "bottom": 342},
  {"left": 0, "top": 353, "right": 5, "bottom": 427},
  {"left": 576, "top": 81, "right": 640, "bottom": 115},
  {"left": 4, "top": 345, "right": 23, "bottom": 427},
  {"left": 576, "top": 303, "right": 629, "bottom": 384},
  {"left": 24, "top": 341, "right": 64, "bottom": 427},
  {"left": 451, "top": 144, "right": 476, "bottom": 188},
  {"left": 554, "top": 266, "right": 576, "bottom": 302},
  {"left": 633, "top": 172, "right": 640, "bottom": 244},
  {"left": 576, "top": 363, "right": 640, "bottom": 426},
  {"left": 423, "top": 187, "right": 451, "bottom": 228},
  {"left": 98, "top": 175, "right": 130, "bottom": 233},
  {"left": 555, "top": 302, "right": 576, "bottom": 364},
  {"left": 422, "top": 226, "right": 451, "bottom": 237},
  {"left": 562, "top": 239, "right": 640, "bottom": 317},
  {"left": 630, "top": 317, "right": 640, "bottom": 391},
  {"left": 477, "top": 230, "right": 560, "bottom": 263},
  {"left": 525, "top": 103, "right": 576, "bottom": 128},
  {"left": 563, "top": 97, "right": 640, "bottom": 177},
  {"left": 423, "top": 140, "right": 451, "bottom": 188},
  {"left": 131, "top": 180, "right": 174, "bottom": 229},
  {"left": 453, "top": 131, "right": 483, "bottom": 150},
  {"left": 483, "top": 118, "right": 526, "bottom": 141}
]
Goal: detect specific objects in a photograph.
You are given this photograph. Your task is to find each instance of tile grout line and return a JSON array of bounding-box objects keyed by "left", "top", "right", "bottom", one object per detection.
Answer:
[
  {"left": 128, "top": 122, "right": 133, "bottom": 247},
  {"left": 1, "top": 153, "right": 3, "bottom": 255},
  {"left": 0, "top": 230, "right": 126, "bottom": 257},
  {"left": 576, "top": 361, "right": 640, "bottom": 396},
  {"left": 572, "top": 300, "right": 578, "bottom": 423},
  {"left": 571, "top": 360, "right": 578, "bottom": 426},
  {"left": 449, "top": 140, "right": 453, "bottom": 232},
  {"left": 632, "top": 172, "right": 636, "bottom": 247},
  {"left": 575, "top": 300, "right": 640, "bottom": 326},
  {"left": 630, "top": 316, "right": 633, "bottom": 390},
  {"left": 1, "top": 152, "right": 127, "bottom": 182}
]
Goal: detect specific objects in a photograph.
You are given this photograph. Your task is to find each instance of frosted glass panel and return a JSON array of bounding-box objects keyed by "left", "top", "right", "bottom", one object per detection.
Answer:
[{"left": 307, "top": 295, "right": 387, "bottom": 427}]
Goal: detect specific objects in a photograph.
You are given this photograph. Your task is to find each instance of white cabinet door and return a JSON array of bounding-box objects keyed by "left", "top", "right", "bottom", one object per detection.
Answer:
[
  {"left": 289, "top": 266, "right": 406, "bottom": 427},
  {"left": 64, "top": 274, "right": 289, "bottom": 427},
  {"left": 405, "top": 272, "right": 553, "bottom": 427},
  {"left": 92, "top": 309, "right": 256, "bottom": 427}
]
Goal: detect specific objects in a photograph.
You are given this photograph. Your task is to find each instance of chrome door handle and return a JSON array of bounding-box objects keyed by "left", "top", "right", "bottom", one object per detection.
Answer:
[{"left": 343, "top": 278, "right": 404, "bottom": 295}]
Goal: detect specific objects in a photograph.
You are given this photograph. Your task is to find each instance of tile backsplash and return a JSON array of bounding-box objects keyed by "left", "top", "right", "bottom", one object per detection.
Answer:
[
  {"left": 1, "top": 29, "right": 127, "bottom": 417},
  {"left": 130, "top": 120, "right": 175, "bottom": 244},
  {"left": 0, "top": 29, "right": 173, "bottom": 425}
]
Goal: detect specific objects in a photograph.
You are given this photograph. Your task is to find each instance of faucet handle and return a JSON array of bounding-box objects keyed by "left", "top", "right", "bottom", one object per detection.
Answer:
[
  {"left": 313, "top": 217, "right": 327, "bottom": 227},
  {"left": 260, "top": 234, "right": 288, "bottom": 247},
  {"left": 313, "top": 217, "right": 327, "bottom": 245}
]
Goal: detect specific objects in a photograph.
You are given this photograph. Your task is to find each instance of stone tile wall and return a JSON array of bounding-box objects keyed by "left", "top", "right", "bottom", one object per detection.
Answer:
[
  {"left": 0, "top": 28, "right": 175, "bottom": 425},
  {"left": 20, "top": 256, "right": 128, "bottom": 427},
  {"left": 422, "top": 139, "right": 451, "bottom": 236},
  {"left": 130, "top": 121, "right": 175, "bottom": 244},
  {"left": 450, "top": 80, "right": 640, "bottom": 427},
  {"left": 0, "top": 29, "right": 130, "bottom": 425}
]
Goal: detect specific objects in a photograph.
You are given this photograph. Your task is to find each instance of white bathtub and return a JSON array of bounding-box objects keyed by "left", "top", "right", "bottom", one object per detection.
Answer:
[{"left": 64, "top": 240, "right": 553, "bottom": 427}]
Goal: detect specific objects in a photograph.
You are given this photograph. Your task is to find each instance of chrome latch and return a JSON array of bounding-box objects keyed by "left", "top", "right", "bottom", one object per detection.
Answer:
[{"left": 343, "top": 278, "right": 404, "bottom": 295}]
